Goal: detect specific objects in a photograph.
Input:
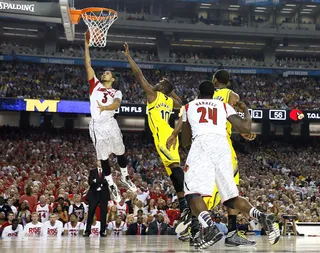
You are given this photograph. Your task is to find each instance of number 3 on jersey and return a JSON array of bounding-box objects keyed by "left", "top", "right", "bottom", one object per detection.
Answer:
[{"left": 197, "top": 107, "right": 217, "bottom": 125}]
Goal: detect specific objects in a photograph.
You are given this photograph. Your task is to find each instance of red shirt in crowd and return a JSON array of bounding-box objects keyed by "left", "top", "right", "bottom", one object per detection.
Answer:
[
  {"left": 150, "top": 192, "right": 167, "bottom": 202},
  {"left": 167, "top": 209, "right": 181, "bottom": 226},
  {"left": 19, "top": 195, "right": 38, "bottom": 211}
]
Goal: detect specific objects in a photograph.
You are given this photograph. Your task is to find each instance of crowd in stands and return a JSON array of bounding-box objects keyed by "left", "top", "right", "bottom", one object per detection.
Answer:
[
  {"left": 1, "top": 61, "right": 320, "bottom": 110},
  {"left": 0, "top": 127, "right": 319, "bottom": 239}
]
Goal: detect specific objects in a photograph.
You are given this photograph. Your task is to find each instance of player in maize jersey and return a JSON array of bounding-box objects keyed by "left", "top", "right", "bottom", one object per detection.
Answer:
[
  {"left": 203, "top": 69, "right": 257, "bottom": 247},
  {"left": 122, "top": 43, "right": 191, "bottom": 226},
  {"left": 84, "top": 34, "right": 137, "bottom": 203}
]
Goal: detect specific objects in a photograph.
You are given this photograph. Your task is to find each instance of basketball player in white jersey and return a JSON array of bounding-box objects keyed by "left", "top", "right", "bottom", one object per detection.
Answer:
[
  {"left": 117, "top": 197, "right": 129, "bottom": 217},
  {"left": 174, "top": 81, "right": 280, "bottom": 249},
  {"left": 42, "top": 213, "right": 63, "bottom": 237},
  {"left": 107, "top": 215, "right": 127, "bottom": 236},
  {"left": 84, "top": 34, "right": 136, "bottom": 203},
  {"left": 33, "top": 195, "right": 52, "bottom": 223},
  {"left": 83, "top": 216, "right": 101, "bottom": 237},
  {"left": 23, "top": 212, "right": 43, "bottom": 237},
  {"left": 64, "top": 213, "right": 85, "bottom": 237}
]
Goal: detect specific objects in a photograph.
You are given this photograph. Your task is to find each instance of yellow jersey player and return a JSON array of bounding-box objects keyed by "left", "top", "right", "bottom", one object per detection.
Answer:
[
  {"left": 204, "top": 69, "right": 257, "bottom": 247},
  {"left": 123, "top": 43, "right": 190, "bottom": 226}
]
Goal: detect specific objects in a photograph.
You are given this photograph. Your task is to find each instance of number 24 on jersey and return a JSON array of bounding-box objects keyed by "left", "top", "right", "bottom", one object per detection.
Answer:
[{"left": 197, "top": 107, "right": 217, "bottom": 125}]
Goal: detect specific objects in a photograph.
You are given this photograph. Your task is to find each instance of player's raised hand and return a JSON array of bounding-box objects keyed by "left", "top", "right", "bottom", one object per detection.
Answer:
[
  {"left": 122, "top": 42, "right": 130, "bottom": 57},
  {"left": 241, "top": 133, "right": 257, "bottom": 141},
  {"left": 166, "top": 134, "right": 177, "bottom": 150},
  {"left": 97, "top": 100, "right": 108, "bottom": 113}
]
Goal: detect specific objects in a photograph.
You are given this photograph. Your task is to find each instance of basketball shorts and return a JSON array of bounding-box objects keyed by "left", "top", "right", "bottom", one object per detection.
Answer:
[
  {"left": 184, "top": 134, "right": 239, "bottom": 202},
  {"left": 204, "top": 137, "right": 239, "bottom": 210},
  {"left": 89, "top": 118, "right": 125, "bottom": 160},
  {"left": 152, "top": 125, "right": 180, "bottom": 176}
]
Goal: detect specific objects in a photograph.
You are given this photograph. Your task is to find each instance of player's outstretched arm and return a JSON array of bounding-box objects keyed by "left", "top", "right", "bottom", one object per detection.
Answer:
[
  {"left": 84, "top": 33, "right": 95, "bottom": 81},
  {"left": 181, "top": 122, "right": 192, "bottom": 148},
  {"left": 122, "top": 43, "right": 157, "bottom": 103},
  {"left": 228, "top": 101, "right": 252, "bottom": 134},
  {"left": 169, "top": 90, "right": 182, "bottom": 109}
]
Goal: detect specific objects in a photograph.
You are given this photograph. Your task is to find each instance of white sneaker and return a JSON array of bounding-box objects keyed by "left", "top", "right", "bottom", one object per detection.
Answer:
[
  {"left": 120, "top": 175, "right": 137, "bottom": 192},
  {"left": 109, "top": 184, "right": 121, "bottom": 203}
]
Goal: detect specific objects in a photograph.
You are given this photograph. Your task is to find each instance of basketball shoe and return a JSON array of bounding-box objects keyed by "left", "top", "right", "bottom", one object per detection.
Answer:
[
  {"left": 258, "top": 213, "right": 280, "bottom": 245},
  {"left": 120, "top": 175, "right": 137, "bottom": 192},
  {"left": 199, "top": 225, "right": 224, "bottom": 249},
  {"left": 109, "top": 184, "right": 121, "bottom": 203},
  {"left": 175, "top": 208, "right": 192, "bottom": 234},
  {"left": 225, "top": 230, "right": 257, "bottom": 247}
]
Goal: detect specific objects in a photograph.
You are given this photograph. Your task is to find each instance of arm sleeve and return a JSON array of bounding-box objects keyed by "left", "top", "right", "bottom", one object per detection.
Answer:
[
  {"left": 225, "top": 103, "right": 237, "bottom": 118},
  {"left": 89, "top": 76, "right": 100, "bottom": 95},
  {"left": 182, "top": 105, "right": 189, "bottom": 122}
]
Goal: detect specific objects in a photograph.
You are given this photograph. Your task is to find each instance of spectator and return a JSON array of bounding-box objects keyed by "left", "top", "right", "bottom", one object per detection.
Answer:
[
  {"left": 83, "top": 215, "right": 101, "bottom": 237},
  {"left": 107, "top": 215, "right": 127, "bottom": 236},
  {"left": 19, "top": 185, "right": 37, "bottom": 211},
  {"left": 33, "top": 195, "right": 52, "bottom": 223},
  {"left": 127, "top": 216, "right": 147, "bottom": 235},
  {"left": 1, "top": 218, "right": 23, "bottom": 239},
  {"left": 17, "top": 201, "right": 31, "bottom": 226},
  {"left": 23, "top": 212, "right": 43, "bottom": 237},
  {"left": 42, "top": 213, "right": 63, "bottom": 237},
  {"left": 213, "top": 214, "right": 228, "bottom": 235},
  {"left": 147, "top": 213, "right": 169, "bottom": 235},
  {"left": 117, "top": 197, "right": 129, "bottom": 217},
  {"left": 167, "top": 201, "right": 181, "bottom": 227},
  {"left": 55, "top": 204, "right": 69, "bottom": 224},
  {"left": 0, "top": 196, "right": 12, "bottom": 219},
  {"left": 68, "top": 194, "right": 87, "bottom": 223},
  {"left": 63, "top": 213, "right": 84, "bottom": 236},
  {"left": 107, "top": 205, "right": 118, "bottom": 223}
]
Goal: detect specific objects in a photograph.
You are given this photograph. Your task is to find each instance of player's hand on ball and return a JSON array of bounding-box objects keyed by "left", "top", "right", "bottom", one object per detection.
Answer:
[
  {"left": 122, "top": 42, "right": 130, "bottom": 57},
  {"left": 97, "top": 101, "right": 108, "bottom": 113},
  {"left": 235, "top": 101, "right": 248, "bottom": 112},
  {"left": 166, "top": 135, "right": 177, "bottom": 150},
  {"left": 241, "top": 133, "right": 256, "bottom": 141}
]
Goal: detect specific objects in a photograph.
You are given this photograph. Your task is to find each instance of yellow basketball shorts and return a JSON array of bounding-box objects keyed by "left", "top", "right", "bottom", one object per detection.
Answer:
[
  {"left": 153, "top": 127, "right": 180, "bottom": 176},
  {"left": 203, "top": 138, "right": 239, "bottom": 210}
]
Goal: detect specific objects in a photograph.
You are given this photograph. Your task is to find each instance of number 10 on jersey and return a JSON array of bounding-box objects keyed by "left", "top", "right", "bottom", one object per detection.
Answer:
[{"left": 161, "top": 110, "right": 171, "bottom": 122}]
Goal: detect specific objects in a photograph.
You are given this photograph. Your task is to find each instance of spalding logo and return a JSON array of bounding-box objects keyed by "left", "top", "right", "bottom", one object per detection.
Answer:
[{"left": 289, "top": 109, "right": 304, "bottom": 121}]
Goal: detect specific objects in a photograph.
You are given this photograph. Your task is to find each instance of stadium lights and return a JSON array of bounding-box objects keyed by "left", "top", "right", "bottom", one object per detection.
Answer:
[
  {"left": 254, "top": 10, "right": 265, "bottom": 13},
  {"left": 256, "top": 7, "right": 267, "bottom": 10},
  {"left": 306, "top": 5, "right": 317, "bottom": 8},
  {"left": 282, "top": 8, "right": 293, "bottom": 11},
  {"left": 285, "top": 4, "right": 296, "bottom": 7},
  {"left": 201, "top": 3, "right": 211, "bottom": 6},
  {"left": 228, "top": 8, "right": 239, "bottom": 11},
  {"left": 302, "top": 9, "right": 313, "bottom": 11},
  {"left": 200, "top": 6, "right": 210, "bottom": 9},
  {"left": 230, "top": 5, "right": 240, "bottom": 8},
  {"left": 300, "top": 11, "right": 311, "bottom": 14},
  {"left": 281, "top": 11, "right": 291, "bottom": 14}
]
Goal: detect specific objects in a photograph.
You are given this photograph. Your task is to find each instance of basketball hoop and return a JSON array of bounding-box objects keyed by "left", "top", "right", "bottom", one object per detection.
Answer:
[{"left": 69, "top": 7, "right": 118, "bottom": 48}]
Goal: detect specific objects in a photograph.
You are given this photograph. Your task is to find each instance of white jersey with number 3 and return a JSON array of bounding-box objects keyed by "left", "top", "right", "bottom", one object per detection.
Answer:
[
  {"left": 89, "top": 76, "right": 122, "bottom": 121},
  {"left": 182, "top": 99, "right": 237, "bottom": 139}
]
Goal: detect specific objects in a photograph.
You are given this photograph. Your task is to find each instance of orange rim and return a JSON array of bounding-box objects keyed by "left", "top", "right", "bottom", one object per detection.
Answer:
[{"left": 69, "top": 7, "right": 118, "bottom": 24}]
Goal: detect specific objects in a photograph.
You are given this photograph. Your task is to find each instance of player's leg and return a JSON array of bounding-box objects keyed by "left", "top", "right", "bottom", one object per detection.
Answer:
[
  {"left": 215, "top": 153, "right": 280, "bottom": 245},
  {"left": 109, "top": 119, "right": 137, "bottom": 192},
  {"left": 99, "top": 197, "right": 108, "bottom": 236},
  {"left": 84, "top": 199, "right": 99, "bottom": 236},
  {"left": 184, "top": 138, "right": 224, "bottom": 249}
]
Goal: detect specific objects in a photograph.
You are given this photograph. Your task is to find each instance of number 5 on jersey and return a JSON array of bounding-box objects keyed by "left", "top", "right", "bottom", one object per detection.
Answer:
[{"left": 197, "top": 107, "right": 217, "bottom": 125}]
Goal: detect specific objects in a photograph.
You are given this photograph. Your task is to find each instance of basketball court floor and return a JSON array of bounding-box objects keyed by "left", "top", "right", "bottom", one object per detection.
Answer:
[{"left": 1, "top": 235, "right": 319, "bottom": 252}]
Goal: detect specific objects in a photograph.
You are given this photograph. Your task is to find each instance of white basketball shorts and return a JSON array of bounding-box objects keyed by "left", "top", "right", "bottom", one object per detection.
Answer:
[
  {"left": 184, "top": 134, "right": 239, "bottom": 203},
  {"left": 89, "top": 118, "right": 125, "bottom": 160}
]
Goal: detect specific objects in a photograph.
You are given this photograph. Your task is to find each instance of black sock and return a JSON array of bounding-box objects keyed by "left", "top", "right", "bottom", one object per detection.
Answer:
[
  {"left": 228, "top": 215, "right": 237, "bottom": 233},
  {"left": 101, "top": 159, "right": 111, "bottom": 176},
  {"left": 178, "top": 197, "right": 188, "bottom": 212},
  {"left": 117, "top": 155, "right": 127, "bottom": 168},
  {"left": 191, "top": 216, "right": 199, "bottom": 237}
]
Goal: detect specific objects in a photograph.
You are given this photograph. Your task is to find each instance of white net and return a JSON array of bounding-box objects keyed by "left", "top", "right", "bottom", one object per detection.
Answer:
[{"left": 82, "top": 9, "right": 118, "bottom": 48}]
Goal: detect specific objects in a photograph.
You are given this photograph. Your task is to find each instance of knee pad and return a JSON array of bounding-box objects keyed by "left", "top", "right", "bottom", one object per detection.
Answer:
[
  {"left": 169, "top": 167, "right": 184, "bottom": 193},
  {"left": 101, "top": 159, "right": 111, "bottom": 176},
  {"left": 223, "top": 197, "right": 237, "bottom": 209},
  {"left": 117, "top": 155, "right": 127, "bottom": 168}
]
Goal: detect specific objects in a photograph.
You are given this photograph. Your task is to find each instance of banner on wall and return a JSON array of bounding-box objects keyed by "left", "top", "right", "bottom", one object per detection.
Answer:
[
  {"left": 2, "top": 54, "right": 320, "bottom": 76},
  {"left": 0, "top": 98, "right": 319, "bottom": 122}
]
